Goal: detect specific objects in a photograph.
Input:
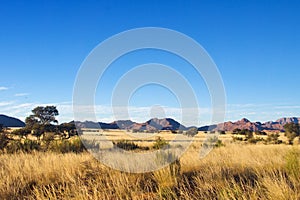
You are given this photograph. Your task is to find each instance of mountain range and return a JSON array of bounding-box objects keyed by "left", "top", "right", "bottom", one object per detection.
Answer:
[
  {"left": 76, "top": 117, "right": 300, "bottom": 132},
  {"left": 76, "top": 118, "right": 188, "bottom": 131},
  {"left": 0, "top": 114, "right": 25, "bottom": 127},
  {"left": 1, "top": 113, "right": 299, "bottom": 132},
  {"left": 199, "top": 117, "right": 300, "bottom": 132}
]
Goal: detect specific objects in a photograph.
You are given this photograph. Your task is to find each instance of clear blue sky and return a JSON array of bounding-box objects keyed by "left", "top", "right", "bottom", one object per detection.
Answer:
[{"left": 0, "top": 0, "right": 300, "bottom": 125}]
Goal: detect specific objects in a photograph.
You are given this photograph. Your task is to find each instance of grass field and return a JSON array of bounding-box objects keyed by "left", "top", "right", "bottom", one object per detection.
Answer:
[{"left": 1, "top": 140, "right": 299, "bottom": 199}]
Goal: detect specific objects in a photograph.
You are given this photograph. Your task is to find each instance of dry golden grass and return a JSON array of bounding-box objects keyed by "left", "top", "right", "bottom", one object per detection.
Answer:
[{"left": 0, "top": 144, "right": 299, "bottom": 199}]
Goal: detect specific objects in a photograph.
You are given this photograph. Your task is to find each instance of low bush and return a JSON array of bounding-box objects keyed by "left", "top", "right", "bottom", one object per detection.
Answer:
[
  {"left": 153, "top": 137, "right": 170, "bottom": 149},
  {"left": 5, "top": 139, "right": 41, "bottom": 153},
  {"left": 0, "top": 132, "right": 9, "bottom": 150},
  {"left": 48, "top": 138, "right": 85, "bottom": 153},
  {"left": 255, "top": 131, "right": 267, "bottom": 135},
  {"left": 114, "top": 140, "right": 140, "bottom": 151},
  {"left": 215, "top": 139, "right": 225, "bottom": 147},
  {"left": 266, "top": 133, "right": 282, "bottom": 144},
  {"left": 232, "top": 136, "right": 244, "bottom": 142},
  {"left": 247, "top": 137, "right": 264, "bottom": 144}
]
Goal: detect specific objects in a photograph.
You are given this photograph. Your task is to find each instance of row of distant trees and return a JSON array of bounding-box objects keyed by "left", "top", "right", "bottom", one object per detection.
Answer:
[
  {"left": 12, "top": 106, "right": 77, "bottom": 140},
  {"left": 0, "top": 106, "right": 82, "bottom": 153},
  {"left": 231, "top": 123, "right": 300, "bottom": 145},
  {"left": 284, "top": 122, "right": 300, "bottom": 145}
]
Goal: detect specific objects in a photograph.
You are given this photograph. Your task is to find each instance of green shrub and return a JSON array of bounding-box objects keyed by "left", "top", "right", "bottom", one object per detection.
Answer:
[
  {"left": 215, "top": 139, "right": 225, "bottom": 147},
  {"left": 284, "top": 122, "right": 300, "bottom": 145},
  {"left": 232, "top": 136, "right": 243, "bottom": 142},
  {"left": 42, "top": 132, "right": 55, "bottom": 147},
  {"left": 114, "top": 140, "right": 139, "bottom": 151},
  {"left": 48, "top": 138, "right": 85, "bottom": 153},
  {"left": 0, "top": 132, "right": 9, "bottom": 150},
  {"left": 23, "top": 139, "right": 40, "bottom": 152},
  {"left": 266, "top": 133, "right": 282, "bottom": 144},
  {"left": 5, "top": 139, "right": 41, "bottom": 153},
  {"left": 245, "top": 131, "right": 254, "bottom": 140},
  {"left": 255, "top": 131, "right": 267, "bottom": 135},
  {"left": 247, "top": 137, "right": 264, "bottom": 144},
  {"left": 153, "top": 137, "right": 170, "bottom": 149},
  {"left": 202, "top": 136, "right": 221, "bottom": 148},
  {"left": 6, "top": 140, "right": 23, "bottom": 153}
]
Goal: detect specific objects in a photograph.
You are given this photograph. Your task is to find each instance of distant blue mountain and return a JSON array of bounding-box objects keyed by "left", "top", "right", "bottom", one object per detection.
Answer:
[{"left": 0, "top": 114, "right": 25, "bottom": 127}]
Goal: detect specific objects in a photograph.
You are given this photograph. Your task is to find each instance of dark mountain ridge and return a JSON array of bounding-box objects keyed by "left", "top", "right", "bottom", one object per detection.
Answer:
[{"left": 0, "top": 114, "right": 25, "bottom": 127}]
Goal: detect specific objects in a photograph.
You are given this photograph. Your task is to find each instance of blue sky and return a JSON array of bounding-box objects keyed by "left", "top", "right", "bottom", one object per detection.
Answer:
[{"left": 0, "top": 0, "right": 300, "bottom": 126}]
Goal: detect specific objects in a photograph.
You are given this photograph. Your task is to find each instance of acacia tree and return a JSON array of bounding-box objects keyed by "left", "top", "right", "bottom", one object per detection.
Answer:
[
  {"left": 25, "top": 106, "right": 59, "bottom": 139},
  {"left": 284, "top": 122, "right": 300, "bottom": 145},
  {"left": 27, "top": 106, "right": 59, "bottom": 125}
]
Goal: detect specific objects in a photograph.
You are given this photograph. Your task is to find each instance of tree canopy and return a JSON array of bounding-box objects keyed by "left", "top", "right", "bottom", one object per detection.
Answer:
[
  {"left": 26, "top": 106, "right": 59, "bottom": 126},
  {"left": 284, "top": 122, "right": 300, "bottom": 145},
  {"left": 24, "top": 106, "right": 59, "bottom": 139}
]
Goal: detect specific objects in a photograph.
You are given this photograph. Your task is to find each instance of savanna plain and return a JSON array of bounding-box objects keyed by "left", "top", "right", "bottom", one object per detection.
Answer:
[{"left": 0, "top": 129, "right": 300, "bottom": 200}]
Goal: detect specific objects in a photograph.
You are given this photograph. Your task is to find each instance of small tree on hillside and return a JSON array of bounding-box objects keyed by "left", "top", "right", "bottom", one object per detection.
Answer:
[{"left": 284, "top": 122, "right": 300, "bottom": 145}]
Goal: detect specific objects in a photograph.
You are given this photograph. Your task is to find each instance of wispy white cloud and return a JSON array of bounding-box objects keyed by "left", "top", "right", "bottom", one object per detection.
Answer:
[
  {"left": 274, "top": 105, "right": 300, "bottom": 109},
  {"left": 15, "top": 93, "right": 30, "bottom": 97},
  {"left": 0, "top": 101, "right": 14, "bottom": 107},
  {"left": 0, "top": 86, "right": 8, "bottom": 91}
]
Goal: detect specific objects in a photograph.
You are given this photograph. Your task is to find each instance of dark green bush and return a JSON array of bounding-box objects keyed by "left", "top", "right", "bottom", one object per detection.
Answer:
[
  {"left": 215, "top": 139, "right": 225, "bottom": 147},
  {"left": 153, "top": 137, "right": 170, "bottom": 149},
  {"left": 48, "top": 138, "right": 85, "bottom": 153},
  {"left": 0, "top": 132, "right": 9, "bottom": 150},
  {"left": 23, "top": 139, "right": 41, "bottom": 152},
  {"left": 114, "top": 140, "right": 139, "bottom": 151},
  {"left": 232, "top": 136, "right": 244, "bottom": 142},
  {"left": 5, "top": 139, "right": 40, "bottom": 153},
  {"left": 247, "top": 137, "right": 264, "bottom": 144},
  {"left": 255, "top": 131, "right": 267, "bottom": 135},
  {"left": 266, "top": 133, "right": 282, "bottom": 144}
]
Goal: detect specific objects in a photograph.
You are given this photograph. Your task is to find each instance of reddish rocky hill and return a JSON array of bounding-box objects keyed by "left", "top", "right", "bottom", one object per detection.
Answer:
[{"left": 199, "top": 117, "right": 300, "bottom": 132}]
